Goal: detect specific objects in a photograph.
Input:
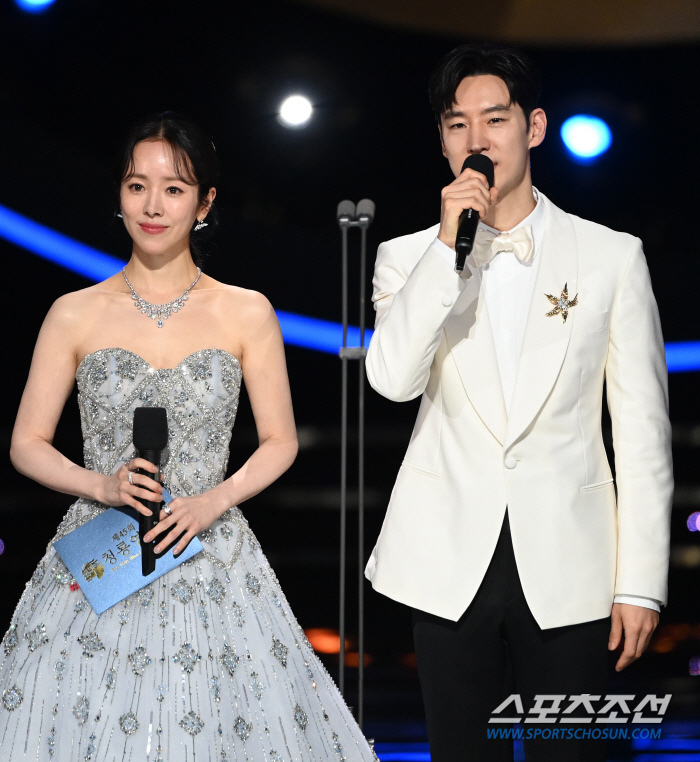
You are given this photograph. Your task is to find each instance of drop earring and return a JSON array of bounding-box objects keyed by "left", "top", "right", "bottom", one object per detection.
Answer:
[
  {"left": 116, "top": 211, "right": 123, "bottom": 218},
  {"left": 194, "top": 219, "right": 208, "bottom": 231}
]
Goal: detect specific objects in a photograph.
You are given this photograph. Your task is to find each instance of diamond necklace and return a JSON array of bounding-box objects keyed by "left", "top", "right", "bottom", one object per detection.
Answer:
[{"left": 122, "top": 267, "right": 202, "bottom": 328}]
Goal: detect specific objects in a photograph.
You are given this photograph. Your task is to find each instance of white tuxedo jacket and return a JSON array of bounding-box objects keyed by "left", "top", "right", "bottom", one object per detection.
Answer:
[{"left": 364, "top": 192, "right": 673, "bottom": 629}]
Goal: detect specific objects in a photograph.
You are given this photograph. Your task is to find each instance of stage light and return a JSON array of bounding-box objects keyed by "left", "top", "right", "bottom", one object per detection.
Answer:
[
  {"left": 2, "top": 202, "right": 700, "bottom": 367},
  {"left": 278, "top": 95, "right": 313, "bottom": 128},
  {"left": 561, "top": 115, "right": 612, "bottom": 160},
  {"left": 687, "top": 513, "right": 700, "bottom": 532},
  {"left": 0, "top": 538, "right": 4, "bottom": 556},
  {"left": 15, "top": 0, "right": 57, "bottom": 11}
]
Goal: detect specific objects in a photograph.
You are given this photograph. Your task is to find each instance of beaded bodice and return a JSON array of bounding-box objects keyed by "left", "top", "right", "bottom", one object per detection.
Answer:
[{"left": 77, "top": 347, "right": 241, "bottom": 497}]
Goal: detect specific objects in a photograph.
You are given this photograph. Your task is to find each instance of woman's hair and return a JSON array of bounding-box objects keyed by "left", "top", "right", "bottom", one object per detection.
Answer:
[
  {"left": 115, "top": 112, "right": 219, "bottom": 266},
  {"left": 428, "top": 43, "right": 541, "bottom": 129}
]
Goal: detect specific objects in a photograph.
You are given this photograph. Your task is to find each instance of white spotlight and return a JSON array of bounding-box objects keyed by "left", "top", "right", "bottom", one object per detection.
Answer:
[{"left": 278, "top": 95, "right": 313, "bottom": 128}]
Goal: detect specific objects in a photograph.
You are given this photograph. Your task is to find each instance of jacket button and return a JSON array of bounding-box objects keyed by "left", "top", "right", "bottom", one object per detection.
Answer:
[
  {"left": 441, "top": 295, "right": 453, "bottom": 307},
  {"left": 505, "top": 456, "right": 517, "bottom": 469}
]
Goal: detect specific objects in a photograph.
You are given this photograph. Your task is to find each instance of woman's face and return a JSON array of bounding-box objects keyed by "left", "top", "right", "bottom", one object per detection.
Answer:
[{"left": 119, "top": 139, "right": 213, "bottom": 257}]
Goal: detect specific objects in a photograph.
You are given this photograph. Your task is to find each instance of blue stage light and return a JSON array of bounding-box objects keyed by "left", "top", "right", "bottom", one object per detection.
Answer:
[
  {"left": 561, "top": 115, "right": 612, "bottom": 160},
  {"left": 15, "top": 0, "right": 57, "bottom": 12},
  {"left": 632, "top": 754, "right": 700, "bottom": 761},
  {"left": 0, "top": 203, "right": 371, "bottom": 355},
  {"left": 1, "top": 202, "right": 699, "bottom": 367},
  {"left": 0, "top": 205, "right": 125, "bottom": 281}
]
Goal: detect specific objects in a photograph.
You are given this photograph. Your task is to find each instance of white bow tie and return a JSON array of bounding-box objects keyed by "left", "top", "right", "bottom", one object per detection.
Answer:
[{"left": 471, "top": 225, "right": 535, "bottom": 269}]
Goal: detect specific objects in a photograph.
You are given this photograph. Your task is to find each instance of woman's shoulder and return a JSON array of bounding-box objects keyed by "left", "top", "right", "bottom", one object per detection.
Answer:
[
  {"left": 47, "top": 276, "right": 123, "bottom": 326},
  {"left": 202, "top": 277, "right": 275, "bottom": 323}
]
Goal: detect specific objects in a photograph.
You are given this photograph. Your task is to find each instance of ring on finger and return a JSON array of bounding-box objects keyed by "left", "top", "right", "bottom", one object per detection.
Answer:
[
  {"left": 128, "top": 472, "right": 135, "bottom": 486},
  {"left": 163, "top": 505, "right": 172, "bottom": 516}
]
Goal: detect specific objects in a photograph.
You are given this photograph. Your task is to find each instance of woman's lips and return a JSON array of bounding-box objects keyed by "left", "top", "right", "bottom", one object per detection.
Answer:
[{"left": 139, "top": 223, "right": 168, "bottom": 235}]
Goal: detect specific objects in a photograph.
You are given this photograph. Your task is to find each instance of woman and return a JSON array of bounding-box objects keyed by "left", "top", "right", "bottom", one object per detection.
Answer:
[{"left": 1, "top": 114, "right": 376, "bottom": 761}]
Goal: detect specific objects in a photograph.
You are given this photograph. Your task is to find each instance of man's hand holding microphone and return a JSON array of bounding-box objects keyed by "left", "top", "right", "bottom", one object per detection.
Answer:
[{"left": 438, "top": 154, "right": 497, "bottom": 270}]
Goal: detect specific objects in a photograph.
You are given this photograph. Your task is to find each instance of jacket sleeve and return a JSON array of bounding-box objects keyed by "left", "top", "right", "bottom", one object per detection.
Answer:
[
  {"left": 365, "top": 237, "right": 467, "bottom": 402},
  {"left": 605, "top": 238, "right": 673, "bottom": 604}
]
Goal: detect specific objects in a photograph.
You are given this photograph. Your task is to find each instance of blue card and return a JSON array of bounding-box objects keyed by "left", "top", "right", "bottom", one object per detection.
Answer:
[{"left": 53, "top": 490, "right": 202, "bottom": 614}]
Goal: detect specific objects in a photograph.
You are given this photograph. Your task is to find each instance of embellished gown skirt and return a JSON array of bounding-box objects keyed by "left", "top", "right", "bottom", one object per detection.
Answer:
[{"left": 0, "top": 504, "right": 376, "bottom": 761}]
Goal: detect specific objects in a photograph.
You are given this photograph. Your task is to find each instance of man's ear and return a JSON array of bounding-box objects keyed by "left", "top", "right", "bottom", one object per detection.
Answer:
[{"left": 528, "top": 108, "right": 547, "bottom": 150}]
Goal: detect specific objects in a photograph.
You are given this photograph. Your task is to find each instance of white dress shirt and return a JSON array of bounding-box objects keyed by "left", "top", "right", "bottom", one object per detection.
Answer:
[{"left": 430, "top": 188, "right": 660, "bottom": 613}]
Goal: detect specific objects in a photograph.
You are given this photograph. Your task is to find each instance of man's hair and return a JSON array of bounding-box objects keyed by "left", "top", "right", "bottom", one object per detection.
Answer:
[{"left": 428, "top": 43, "right": 541, "bottom": 129}]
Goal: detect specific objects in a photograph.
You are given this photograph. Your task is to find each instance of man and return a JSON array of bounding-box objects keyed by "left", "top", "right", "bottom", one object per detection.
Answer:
[{"left": 364, "top": 43, "right": 672, "bottom": 761}]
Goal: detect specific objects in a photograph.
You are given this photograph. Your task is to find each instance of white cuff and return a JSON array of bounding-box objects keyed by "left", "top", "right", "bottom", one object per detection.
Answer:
[
  {"left": 613, "top": 595, "right": 661, "bottom": 612},
  {"left": 429, "top": 237, "right": 459, "bottom": 270}
]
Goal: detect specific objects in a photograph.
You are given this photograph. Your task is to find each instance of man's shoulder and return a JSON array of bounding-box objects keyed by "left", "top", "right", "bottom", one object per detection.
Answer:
[
  {"left": 568, "top": 212, "right": 639, "bottom": 249},
  {"left": 544, "top": 194, "right": 640, "bottom": 253},
  {"left": 381, "top": 223, "right": 441, "bottom": 254}
]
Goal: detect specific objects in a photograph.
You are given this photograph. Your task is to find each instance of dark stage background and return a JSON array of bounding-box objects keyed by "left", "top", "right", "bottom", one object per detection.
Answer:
[{"left": 1, "top": 0, "right": 699, "bottom": 756}]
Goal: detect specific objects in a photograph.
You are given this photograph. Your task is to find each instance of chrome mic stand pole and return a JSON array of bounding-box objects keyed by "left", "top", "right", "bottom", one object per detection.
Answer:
[
  {"left": 336, "top": 199, "right": 375, "bottom": 728},
  {"left": 336, "top": 200, "right": 355, "bottom": 698}
]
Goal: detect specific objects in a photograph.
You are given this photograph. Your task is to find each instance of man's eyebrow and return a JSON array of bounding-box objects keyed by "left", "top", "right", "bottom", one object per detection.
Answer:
[
  {"left": 482, "top": 103, "right": 512, "bottom": 115},
  {"left": 443, "top": 103, "right": 512, "bottom": 118}
]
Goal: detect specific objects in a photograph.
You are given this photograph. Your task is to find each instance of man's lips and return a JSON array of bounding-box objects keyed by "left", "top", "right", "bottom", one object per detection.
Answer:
[{"left": 139, "top": 223, "right": 168, "bottom": 235}]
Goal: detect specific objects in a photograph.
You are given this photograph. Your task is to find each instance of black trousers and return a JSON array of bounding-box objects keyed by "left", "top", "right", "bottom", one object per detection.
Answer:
[{"left": 412, "top": 513, "right": 610, "bottom": 762}]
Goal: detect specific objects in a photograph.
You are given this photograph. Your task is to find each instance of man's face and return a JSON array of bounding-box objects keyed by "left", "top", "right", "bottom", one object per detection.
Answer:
[{"left": 440, "top": 74, "right": 544, "bottom": 202}]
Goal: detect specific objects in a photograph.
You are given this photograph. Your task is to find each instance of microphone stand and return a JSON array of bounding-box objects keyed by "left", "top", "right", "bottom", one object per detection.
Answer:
[{"left": 336, "top": 199, "right": 374, "bottom": 731}]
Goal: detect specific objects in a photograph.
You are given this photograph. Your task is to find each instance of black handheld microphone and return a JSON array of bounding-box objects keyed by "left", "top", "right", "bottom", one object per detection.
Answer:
[
  {"left": 455, "top": 154, "right": 495, "bottom": 272},
  {"left": 133, "top": 407, "right": 168, "bottom": 576}
]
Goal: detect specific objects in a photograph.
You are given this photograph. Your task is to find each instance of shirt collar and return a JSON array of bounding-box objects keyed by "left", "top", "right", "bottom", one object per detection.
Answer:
[{"left": 477, "top": 186, "right": 544, "bottom": 259}]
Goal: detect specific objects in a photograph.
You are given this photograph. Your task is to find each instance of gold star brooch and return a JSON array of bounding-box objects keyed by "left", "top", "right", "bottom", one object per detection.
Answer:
[{"left": 545, "top": 283, "right": 578, "bottom": 323}]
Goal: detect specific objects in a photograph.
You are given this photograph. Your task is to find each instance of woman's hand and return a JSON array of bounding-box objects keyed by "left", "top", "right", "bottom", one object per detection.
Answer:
[
  {"left": 144, "top": 488, "right": 229, "bottom": 555},
  {"left": 99, "top": 459, "right": 163, "bottom": 516}
]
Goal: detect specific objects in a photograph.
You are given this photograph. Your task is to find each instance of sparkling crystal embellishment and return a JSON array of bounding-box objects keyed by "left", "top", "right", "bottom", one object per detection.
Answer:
[
  {"left": 233, "top": 716, "right": 253, "bottom": 741},
  {"left": 127, "top": 645, "right": 152, "bottom": 676},
  {"left": 72, "top": 695, "right": 89, "bottom": 725},
  {"left": 545, "top": 283, "right": 578, "bottom": 323},
  {"left": 206, "top": 577, "right": 226, "bottom": 605},
  {"left": 76, "top": 632, "right": 105, "bottom": 658},
  {"left": 245, "top": 573, "right": 261, "bottom": 595},
  {"left": 25, "top": 623, "right": 49, "bottom": 652},
  {"left": 293, "top": 704, "right": 309, "bottom": 731},
  {"left": 105, "top": 669, "right": 117, "bottom": 690},
  {"left": 172, "top": 577, "right": 194, "bottom": 604},
  {"left": 156, "top": 683, "right": 168, "bottom": 702},
  {"left": 54, "top": 655, "right": 67, "bottom": 680},
  {"left": 2, "top": 685, "right": 23, "bottom": 711},
  {"left": 250, "top": 672, "right": 266, "bottom": 700},
  {"left": 173, "top": 643, "right": 201, "bottom": 673},
  {"left": 199, "top": 527, "right": 217, "bottom": 544},
  {"left": 52, "top": 563, "right": 72, "bottom": 585},
  {"left": 179, "top": 710, "right": 205, "bottom": 736},
  {"left": 85, "top": 733, "right": 97, "bottom": 760},
  {"left": 219, "top": 643, "right": 240, "bottom": 676},
  {"left": 47, "top": 726, "right": 56, "bottom": 757},
  {"left": 230, "top": 602, "right": 245, "bottom": 627},
  {"left": 332, "top": 732, "right": 347, "bottom": 760},
  {"left": 220, "top": 523, "right": 234, "bottom": 540},
  {"left": 122, "top": 267, "right": 202, "bottom": 328},
  {"left": 119, "top": 711, "right": 139, "bottom": 735},
  {"left": 270, "top": 636, "right": 289, "bottom": 667},
  {"left": 135, "top": 586, "right": 154, "bottom": 607},
  {"left": 3, "top": 625, "right": 18, "bottom": 657}
]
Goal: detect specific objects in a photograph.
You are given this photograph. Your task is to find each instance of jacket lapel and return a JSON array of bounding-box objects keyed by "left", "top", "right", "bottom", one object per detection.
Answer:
[
  {"left": 505, "top": 196, "right": 579, "bottom": 450},
  {"left": 444, "top": 264, "right": 507, "bottom": 445}
]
